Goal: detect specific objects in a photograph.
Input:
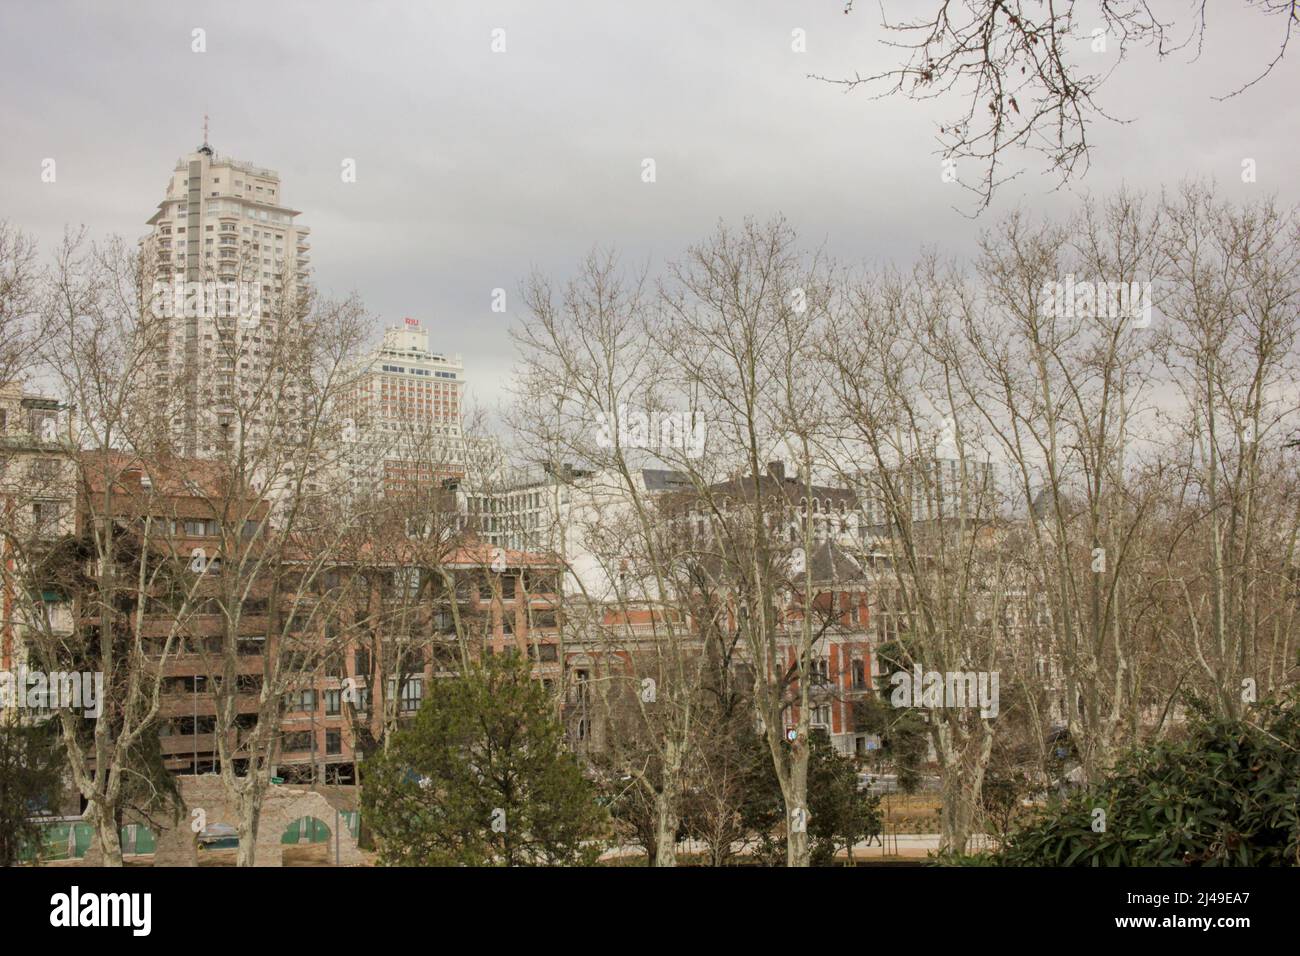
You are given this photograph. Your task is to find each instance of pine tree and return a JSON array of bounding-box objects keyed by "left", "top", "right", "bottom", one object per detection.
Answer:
[{"left": 362, "top": 654, "right": 607, "bottom": 865}]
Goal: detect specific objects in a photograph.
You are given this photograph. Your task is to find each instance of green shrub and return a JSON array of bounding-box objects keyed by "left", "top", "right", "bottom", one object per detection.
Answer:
[{"left": 997, "top": 692, "right": 1300, "bottom": 866}]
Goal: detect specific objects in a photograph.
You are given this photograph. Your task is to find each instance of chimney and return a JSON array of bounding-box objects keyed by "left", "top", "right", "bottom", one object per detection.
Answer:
[{"left": 766, "top": 461, "right": 785, "bottom": 482}]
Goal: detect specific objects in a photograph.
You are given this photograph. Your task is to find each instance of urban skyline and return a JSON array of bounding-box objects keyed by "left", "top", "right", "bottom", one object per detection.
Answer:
[
  {"left": 1, "top": 1, "right": 1297, "bottom": 933},
  {"left": 3, "top": 1, "right": 1297, "bottom": 417}
]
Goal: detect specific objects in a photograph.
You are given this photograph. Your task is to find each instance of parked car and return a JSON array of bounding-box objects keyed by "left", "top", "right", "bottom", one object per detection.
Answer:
[{"left": 196, "top": 822, "right": 239, "bottom": 850}]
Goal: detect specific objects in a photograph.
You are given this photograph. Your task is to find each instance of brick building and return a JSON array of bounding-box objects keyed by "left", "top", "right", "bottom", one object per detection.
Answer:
[{"left": 31, "top": 450, "right": 562, "bottom": 787}]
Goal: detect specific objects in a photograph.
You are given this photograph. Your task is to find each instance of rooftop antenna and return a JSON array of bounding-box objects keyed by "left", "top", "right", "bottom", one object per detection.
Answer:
[{"left": 199, "top": 114, "right": 213, "bottom": 156}]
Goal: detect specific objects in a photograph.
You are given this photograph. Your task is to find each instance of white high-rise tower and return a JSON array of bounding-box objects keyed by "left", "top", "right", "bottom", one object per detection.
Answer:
[{"left": 142, "top": 135, "right": 312, "bottom": 457}]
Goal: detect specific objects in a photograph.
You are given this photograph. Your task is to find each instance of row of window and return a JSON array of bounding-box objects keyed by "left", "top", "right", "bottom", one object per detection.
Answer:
[
  {"left": 378, "top": 364, "right": 458, "bottom": 380},
  {"left": 281, "top": 730, "right": 343, "bottom": 754}
]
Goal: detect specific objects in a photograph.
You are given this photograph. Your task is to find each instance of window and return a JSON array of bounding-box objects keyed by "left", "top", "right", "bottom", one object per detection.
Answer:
[
  {"left": 393, "top": 678, "right": 422, "bottom": 713},
  {"left": 324, "top": 689, "right": 341, "bottom": 715},
  {"left": 281, "top": 731, "right": 313, "bottom": 752},
  {"left": 574, "top": 669, "right": 590, "bottom": 709},
  {"left": 30, "top": 410, "right": 58, "bottom": 439},
  {"left": 284, "top": 689, "right": 316, "bottom": 712},
  {"left": 177, "top": 715, "right": 216, "bottom": 735},
  {"left": 325, "top": 730, "right": 342, "bottom": 755},
  {"left": 852, "top": 659, "right": 867, "bottom": 690},
  {"left": 183, "top": 518, "right": 218, "bottom": 537},
  {"left": 32, "top": 500, "right": 63, "bottom": 537},
  {"left": 323, "top": 649, "right": 344, "bottom": 678},
  {"left": 395, "top": 568, "right": 420, "bottom": 599},
  {"left": 237, "top": 636, "right": 265, "bottom": 656}
]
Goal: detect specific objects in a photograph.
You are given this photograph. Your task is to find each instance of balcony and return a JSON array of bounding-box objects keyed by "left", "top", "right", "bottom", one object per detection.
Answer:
[
  {"left": 160, "top": 692, "right": 262, "bottom": 718},
  {"left": 159, "top": 733, "right": 217, "bottom": 755}
]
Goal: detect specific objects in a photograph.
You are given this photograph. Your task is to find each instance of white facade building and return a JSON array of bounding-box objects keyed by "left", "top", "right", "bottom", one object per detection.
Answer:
[
  {"left": 341, "top": 318, "right": 467, "bottom": 497},
  {"left": 141, "top": 141, "right": 312, "bottom": 457}
]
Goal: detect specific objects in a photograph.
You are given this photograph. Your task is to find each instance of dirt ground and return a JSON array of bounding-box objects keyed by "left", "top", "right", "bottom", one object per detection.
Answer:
[{"left": 878, "top": 792, "right": 944, "bottom": 833}]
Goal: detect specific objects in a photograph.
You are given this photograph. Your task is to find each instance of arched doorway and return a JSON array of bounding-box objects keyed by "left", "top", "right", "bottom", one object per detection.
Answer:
[
  {"left": 121, "top": 823, "right": 158, "bottom": 862},
  {"left": 281, "top": 815, "right": 332, "bottom": 866},
  {"left": 281, "top": 816, "right": 331, "bottom": 844}
]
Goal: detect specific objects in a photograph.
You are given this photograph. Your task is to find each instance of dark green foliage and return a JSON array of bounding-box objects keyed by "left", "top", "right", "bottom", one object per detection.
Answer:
[
  {"left": 0, "top": 714, "right": 64, "bottom": 865},
  {"left": 734, "top": 728, "right": 787, "bottom": 865},
  {"left": 361, "top": 655, "right": 607, "bottom": 865},
  {"left": 857, "top": 639, "right": 929, "bottom": 794},
  {"left": 117, "top": 717, "right": 183, "bottom": 831},
  {"left": 593, "top": 758, "right": 685, "bottom": 865},
  {"left": 738, "top": 728, "right": 882, "bottom": 865},
  {"left": 996, "top": 692, "right": 1300, "bottom": 866},
  {"left": 807, "top": 729, "right": 883, "bottom": 865}
]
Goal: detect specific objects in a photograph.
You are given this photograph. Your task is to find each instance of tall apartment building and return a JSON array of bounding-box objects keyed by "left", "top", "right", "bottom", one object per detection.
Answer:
[
  {"left": 142, "top": 141, "right": 312, "bottom": 457},
  {"left": 341, "top": 318, "right": 467, "bottom": 497}
]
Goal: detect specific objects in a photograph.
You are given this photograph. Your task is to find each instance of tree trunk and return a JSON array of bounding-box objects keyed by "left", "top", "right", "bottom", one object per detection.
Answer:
[
  {"left": 90, "top": 801, "right": 124, "bottom": 867},
  {"left": 235, "top": 791, "right": 261, "bottom": 867},
  {"left": 652, "top": 790, "right": 678, "bottom": 867},
  {"left": 785, "top": 748, "right": 810, "bottom": 867},
  {"left": 938, "top": 769, "right": 973, "bottom": 856}
]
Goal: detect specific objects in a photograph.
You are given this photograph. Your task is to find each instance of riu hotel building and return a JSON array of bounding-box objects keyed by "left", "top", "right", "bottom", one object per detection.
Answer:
[{"left": 342, "top": 318, "right": 468, "bottom": 497}]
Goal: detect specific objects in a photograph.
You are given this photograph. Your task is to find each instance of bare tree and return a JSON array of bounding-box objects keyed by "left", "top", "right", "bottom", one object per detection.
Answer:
[
  {"left": 0, "top": 221, "right": 44, "bottom": 390},
  {"left": 176, "top": 270, "right": 372, "bottom": 865},
  {"left": 1155, "top": 184, "right": 1300, "bottom": 716},
  {"left": 512, "top": 250, "right": 714, "bottom": 866},
  {"left": 655, "top": 217, "right": 840, "bottom": 866},
  {"left": 23, "top": 230, "right": 198, "bottom": 865},
  {"left": 821, "top": 256, "right": 1010, "bottom": 853},
  {"left": 824, "top": 1, "right": 1298, "bottom": 209}
]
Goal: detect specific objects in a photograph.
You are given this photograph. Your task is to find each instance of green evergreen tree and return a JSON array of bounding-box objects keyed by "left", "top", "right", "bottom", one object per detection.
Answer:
[
  {"left": 0, "top": 713, "right": 64, "bottom": 865},
  {"left": 807, "top": 729, "right": 882, "bottom": 865},
  {"left": 362, "top": 654, "right": 607, "bottom": 865}
]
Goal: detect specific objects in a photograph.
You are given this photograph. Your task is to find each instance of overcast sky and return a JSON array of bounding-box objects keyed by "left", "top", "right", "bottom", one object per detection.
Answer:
[{"left": 2, "top": 0, "right": 1296, "bottom": 418}]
